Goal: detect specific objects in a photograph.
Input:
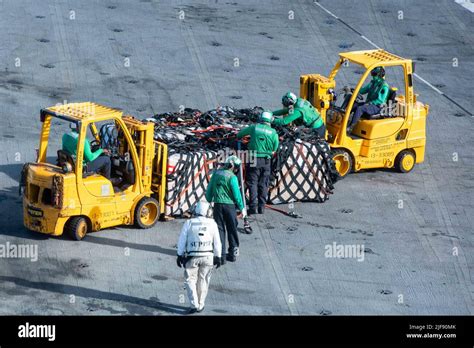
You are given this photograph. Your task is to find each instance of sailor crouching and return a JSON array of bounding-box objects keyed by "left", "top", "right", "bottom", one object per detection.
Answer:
[{"left": 176, "top": 201, "right": 222, "bottom": 314}]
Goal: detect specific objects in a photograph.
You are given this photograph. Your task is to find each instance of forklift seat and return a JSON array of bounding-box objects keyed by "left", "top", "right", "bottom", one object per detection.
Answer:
[
  {"left": 366, "top": 87, "right": 398, "bottom": 119},
  {"left": 386, "top": 87, "right": 397, "bottom": 104}
]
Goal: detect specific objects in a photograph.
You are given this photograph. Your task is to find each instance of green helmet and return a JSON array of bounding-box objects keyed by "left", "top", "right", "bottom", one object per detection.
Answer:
[
  {"left": 259, "top": 110, "right": 274, "bottom": 123},
  {"left": 225, "top": 155, "right": 241, "bottom": 168},
  {"left": 282, "top": 92, "right": 297, "bottom": 107},
  {"left": 370, "top": 66, "right": 385, "bottom": 78}
]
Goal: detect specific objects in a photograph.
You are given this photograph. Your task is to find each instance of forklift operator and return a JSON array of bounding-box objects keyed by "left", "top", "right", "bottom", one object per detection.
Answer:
[
  {"left": 347, "top": 67, "right": 389, "bottom": 134},
  {"left": 62, "top": 124, "right": 112, "bottom": 179}
]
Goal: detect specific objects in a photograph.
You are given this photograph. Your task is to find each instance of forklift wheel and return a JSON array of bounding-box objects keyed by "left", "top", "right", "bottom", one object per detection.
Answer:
[
  {"left": 331, "top": 149, "right": 353, "bottom": 178},
  {"left": 135, "top": 197, "right": 160, "bottom": 229},
  {"left": 395, "top": 150, "right": 415, "bottom": 173},
  {"left": 65, "top": 216, "right": 88, "bottom": 241}
]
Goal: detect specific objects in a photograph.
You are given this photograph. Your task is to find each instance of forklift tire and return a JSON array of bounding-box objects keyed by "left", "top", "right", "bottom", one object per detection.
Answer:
[
  {"left": 331, "top": 149, "right": 353, "bottom": 178},
  {"left": 395, "top": 150, "right": 415, "bottom": 173},
  {"left": 65, "top": 216, "right": 88, "bottom": 241},
  {"left": 134, "top": 197, "right": 160, "bottom": 229}
]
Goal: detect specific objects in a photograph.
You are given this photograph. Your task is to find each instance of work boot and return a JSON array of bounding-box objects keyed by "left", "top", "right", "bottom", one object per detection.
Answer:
[
  {"left": 197, "top": 306, "right": 205, "bottom": 313},
  {"left": 226, "top": 247, "right": 239, "bottom": 262},
  {"left": 248, "top": 207, "right": 257, "bottom": 216},
  {"left": 244, "top": 224, "right": 253, "bottom": 235},
  {"left": 258, "top": 206, "right": 265, "bottom": 214}
]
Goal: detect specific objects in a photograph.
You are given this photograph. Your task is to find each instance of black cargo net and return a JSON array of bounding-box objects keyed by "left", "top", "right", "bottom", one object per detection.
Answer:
[
  {"left": 165, "top": 149, "right": 219, "bottom": 216},
  {"left": 268, "top": 139, "right": 333, "bottom": 204}
]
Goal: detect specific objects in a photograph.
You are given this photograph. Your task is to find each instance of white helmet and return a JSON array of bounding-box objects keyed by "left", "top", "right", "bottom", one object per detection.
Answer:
[
  {"left": 259, "top": 110, "right": 274, "bottom": 123},
  {"left": 282, "top": 92, "right": 297, "bottom": 107},
  {"left": 225, "top": 155, "right": 242, "bottom": 168},
  {"left": 194, "top": 201, "right": 210, "bottom": 217}
]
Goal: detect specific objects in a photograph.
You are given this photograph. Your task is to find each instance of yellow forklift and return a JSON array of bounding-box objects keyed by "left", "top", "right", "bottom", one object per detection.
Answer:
[
  {"left": 21, "top": 102, "right": 168, "bottom": 240},
  {"left": 300, "top": 49, "right": 429, "bottom": 177}
]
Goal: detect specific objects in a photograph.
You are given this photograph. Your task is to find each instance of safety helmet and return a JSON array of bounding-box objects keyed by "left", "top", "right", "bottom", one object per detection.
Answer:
[
  {"left": 225, "top": 155, "right": 241, "bottom": 168},
  {"left": 194, "top": 201, "right": 210, "bottom": 217},
  {"left": 282, "top": 92, "right": 297, "bottom": 107},
  {"left": 259, "top": 110, "right": 274, "bottom": 123},
  {"left": 371, "top": 67, "right": 385, "bottom": 78}
]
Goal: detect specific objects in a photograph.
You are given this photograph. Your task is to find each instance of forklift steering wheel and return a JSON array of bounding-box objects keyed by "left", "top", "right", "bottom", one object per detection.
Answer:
[
  {"left": 347, "top": 87, "right": 364, "bottom": 103},
  {"left": 336, "top": 87, "right": 349, "bottom": 99}
]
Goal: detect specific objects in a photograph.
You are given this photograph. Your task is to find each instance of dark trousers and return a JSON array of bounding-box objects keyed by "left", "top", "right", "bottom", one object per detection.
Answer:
[
  {"left": 213, "top": 203, "right": 239, "bottom": 257},
  {"left": 246, "top": 157, "right": 271, "bottom": 211},
  {"left": 313, "top": 123, "right": 326, "bottom": 138},
  {"left": 87, "top": 155, "right": 111, "bottom": 179},
  {"left": 348, "top": 103, "right": 381, "bottom": 130}
]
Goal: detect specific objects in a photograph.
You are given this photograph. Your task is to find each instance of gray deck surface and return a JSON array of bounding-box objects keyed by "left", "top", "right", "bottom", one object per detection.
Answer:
[{"left": 0, "top": 0, "right": 473, "bottom": 315}]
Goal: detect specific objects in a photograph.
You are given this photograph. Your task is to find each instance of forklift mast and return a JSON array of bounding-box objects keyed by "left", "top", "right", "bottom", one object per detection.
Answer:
[
  {"left": 121, "top": 116, "right": 155, "bottom": 192},
  {"left": 122, "top": 116, "right": 167, "bottom": 217},
  {"left": 299, "top": 74, "right": 335, "bottom": 125}
]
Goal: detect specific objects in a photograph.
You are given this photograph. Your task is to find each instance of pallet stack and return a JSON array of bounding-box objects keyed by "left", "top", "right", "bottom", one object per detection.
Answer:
[{"left": 146, "top": 106, "right": 337, "bottom": 216}]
